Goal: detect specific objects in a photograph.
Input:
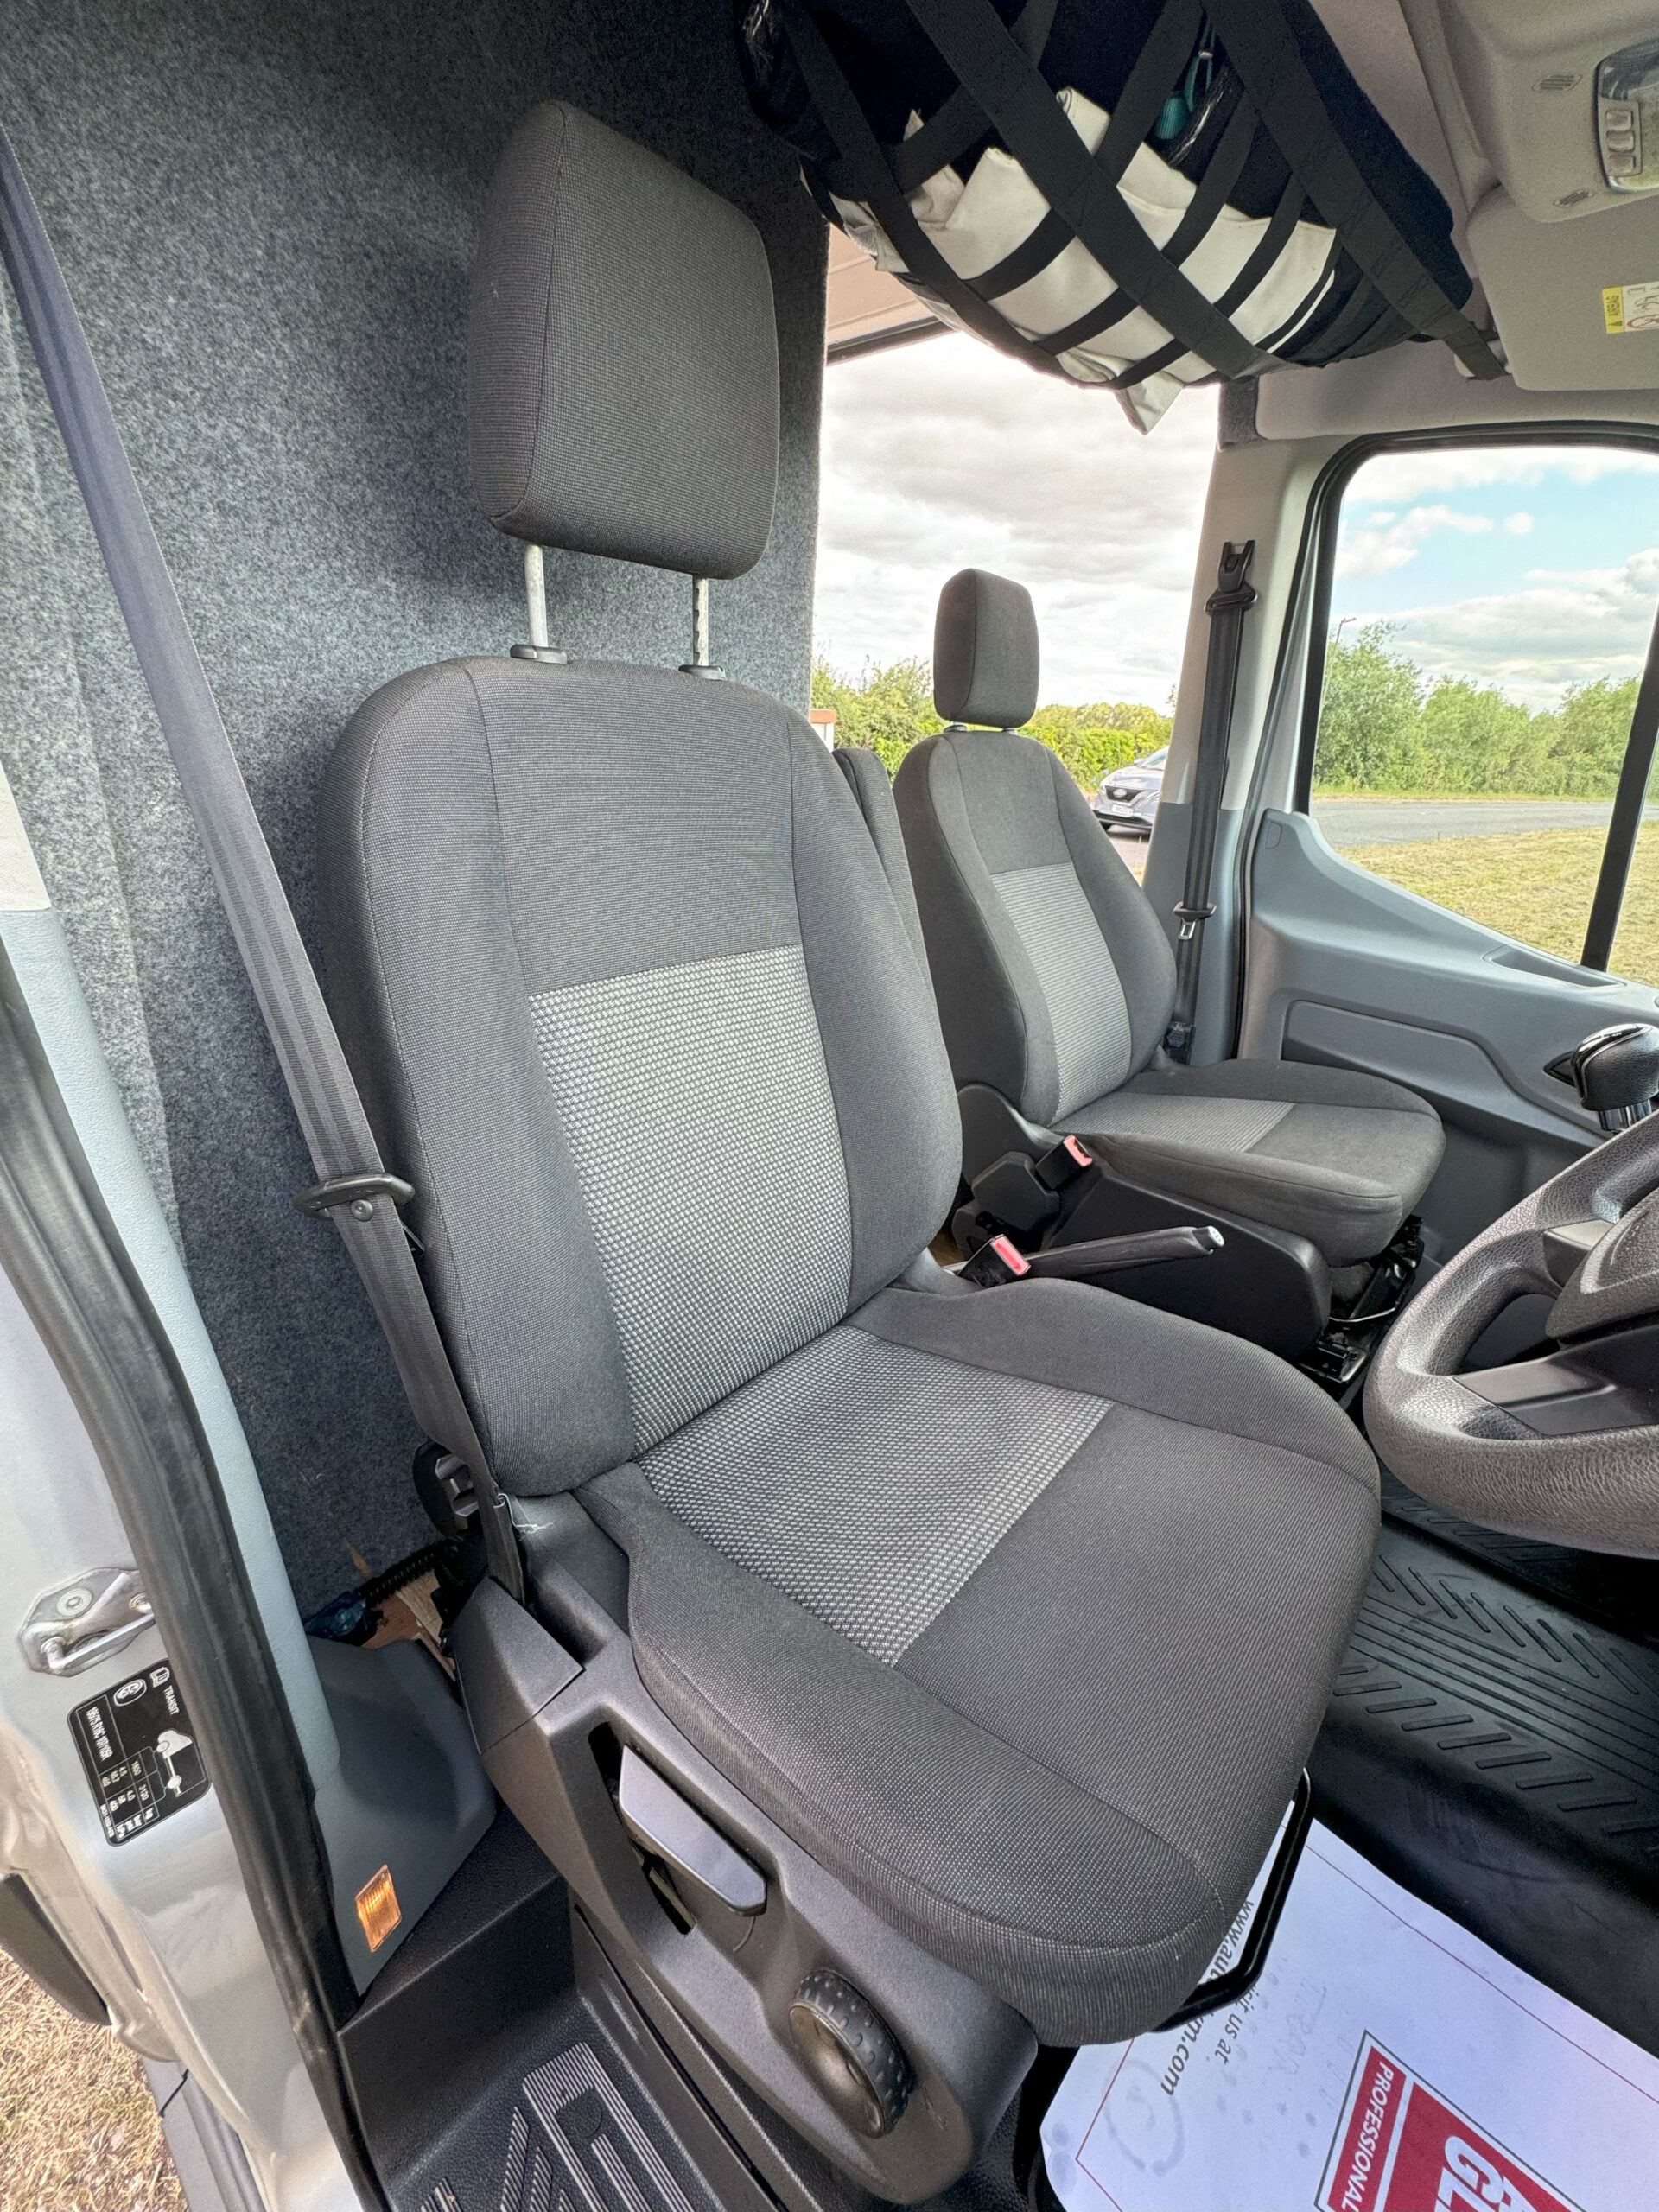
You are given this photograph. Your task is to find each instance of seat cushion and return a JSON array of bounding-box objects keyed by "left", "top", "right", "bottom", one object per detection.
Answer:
[
  {"left": 1064, "top": 1059, "right": 1446, "bottom": 1265},
  {"left": 583, "top": 1277, "right": 1378, "bottom": 2044}
]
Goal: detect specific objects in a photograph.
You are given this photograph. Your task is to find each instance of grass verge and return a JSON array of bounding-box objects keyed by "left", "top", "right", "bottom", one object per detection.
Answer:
[
  {"left": 1335, "top": 826, "right": 1659, "bottom": 988},
  {"left": 0, "top": 1955, "right": 182, "bottom": 2212}
]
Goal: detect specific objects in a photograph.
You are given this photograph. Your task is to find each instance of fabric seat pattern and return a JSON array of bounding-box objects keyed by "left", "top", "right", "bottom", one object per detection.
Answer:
[
  {"left": 587, "top": 1276, "right": 1377, "bottom": 2044},
  {"left": 1067, "top": 1061, "right": 1446, "bottom": 1264}
]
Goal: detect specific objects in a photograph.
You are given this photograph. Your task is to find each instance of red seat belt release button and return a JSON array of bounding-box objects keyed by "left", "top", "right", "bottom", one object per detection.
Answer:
[{"left": 990, "top": 1235, "right": 1030, "bottom": 1275}]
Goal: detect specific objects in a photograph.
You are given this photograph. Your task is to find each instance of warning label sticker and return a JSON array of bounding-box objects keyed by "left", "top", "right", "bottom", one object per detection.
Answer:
[
  {"left": 1602, "top": 280, "right": 1659, "bottom": 333},
  {"left": 1319, "top": 2037, "right": 1578, "bottom": 2212},
  {"left": 71, "top": 1662, "right": 210, "bottom": 1845}
]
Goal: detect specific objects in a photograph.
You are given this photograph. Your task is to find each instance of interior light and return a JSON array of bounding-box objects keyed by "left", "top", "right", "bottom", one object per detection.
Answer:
[{"left": 1598, "top": 39, "right": 1659, "bottom": 191}]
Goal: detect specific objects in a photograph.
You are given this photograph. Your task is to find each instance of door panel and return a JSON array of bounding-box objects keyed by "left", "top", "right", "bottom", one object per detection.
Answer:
[{"left": 1243, "top": 811, "right": 1659, "bottom": 1255}]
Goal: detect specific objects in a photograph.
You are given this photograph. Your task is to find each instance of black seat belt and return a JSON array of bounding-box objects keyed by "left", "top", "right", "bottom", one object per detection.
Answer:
[
  {"left": 1165, "top": 538, "right": 1255, "bottom": 1063},
  {"left": 0, "top": 125, "right": 524, "bottom": 1601}
]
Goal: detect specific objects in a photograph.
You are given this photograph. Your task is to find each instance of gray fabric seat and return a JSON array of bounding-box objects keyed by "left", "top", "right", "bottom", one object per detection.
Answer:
[
  {"left": 320, "top": 101, "right": 1378, "bottom": 2046},
  {"left": 588, "top": 1280, "right": 1375, "bottom": 2045},
  {"left": 894, "top": 571, "right": 1445, "bottom": 1264}
]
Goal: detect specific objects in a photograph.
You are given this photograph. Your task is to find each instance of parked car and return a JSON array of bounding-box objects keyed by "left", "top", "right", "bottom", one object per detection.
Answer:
[{"left": 1092, "top": 744, "right": 1166, "bottom": 837}]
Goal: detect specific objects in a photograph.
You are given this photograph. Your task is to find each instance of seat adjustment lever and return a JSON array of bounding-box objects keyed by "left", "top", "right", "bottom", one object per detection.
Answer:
[{"left": 616, "top": 1746, "right": 766, "bottom": 1916}]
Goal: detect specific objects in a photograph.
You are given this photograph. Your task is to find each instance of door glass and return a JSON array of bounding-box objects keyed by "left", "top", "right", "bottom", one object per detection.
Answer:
[{"left": 1306, "top": 442, "right": 1659, "bottom": 980}]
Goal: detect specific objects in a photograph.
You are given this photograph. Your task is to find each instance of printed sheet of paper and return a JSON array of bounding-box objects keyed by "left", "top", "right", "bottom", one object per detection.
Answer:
[{"left": 1043, "top": 1822, "right": 1659, "bottom": 2212}]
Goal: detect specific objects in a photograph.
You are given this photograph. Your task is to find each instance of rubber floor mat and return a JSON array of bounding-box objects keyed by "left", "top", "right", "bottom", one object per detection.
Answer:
[
  {"left": 414, "top": 2018, "right": 727, "bottom": 2212},
  {"left": 1041, "top": 1823, "right": 1659, "bottom": 2212}
]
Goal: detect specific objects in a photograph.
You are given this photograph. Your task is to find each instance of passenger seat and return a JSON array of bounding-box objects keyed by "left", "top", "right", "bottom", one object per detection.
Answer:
[
  {"left": 317, "top": 110, "right": 1380, "bottom": 2196},
  {"left": 894, "top": 570, "right": 1445, "bottom": 1270}
]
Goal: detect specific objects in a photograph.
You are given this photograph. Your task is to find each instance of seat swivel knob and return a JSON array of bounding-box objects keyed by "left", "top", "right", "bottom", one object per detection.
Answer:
[{"left": 788, "top": 1970, "right": 914, "bottom": 2137}]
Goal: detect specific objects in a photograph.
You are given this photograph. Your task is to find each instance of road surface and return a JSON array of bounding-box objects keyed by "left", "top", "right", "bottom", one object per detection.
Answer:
[{"left": 1310, "top": 798, "right": 1659, "bottom": 845}]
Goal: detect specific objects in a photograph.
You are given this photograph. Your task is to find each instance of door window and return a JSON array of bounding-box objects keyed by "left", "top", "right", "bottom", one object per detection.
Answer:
[{"left": 1304, "top": 442, "right": 1659, "bottom": 983}]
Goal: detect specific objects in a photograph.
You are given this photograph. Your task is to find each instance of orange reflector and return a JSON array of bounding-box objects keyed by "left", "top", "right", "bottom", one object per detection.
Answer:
[{"left": 355, "top": 1864, "right": 401, "bottom": 1951}]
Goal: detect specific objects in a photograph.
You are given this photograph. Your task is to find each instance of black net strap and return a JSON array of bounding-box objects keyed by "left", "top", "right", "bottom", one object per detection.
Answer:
[
  {"left": 903, "top": 0, "right": 1281, "bottom": 379},
  {"left": 966, "top": 0, "right": 1213, "bottom": 315},
  {"left": 783, "top": 0, "right": 1073, "bottom": 378},
  {"left": 1108, "top": 168, "right": 1309, "bottom": 387},
  {"left": 795, "top": 0, "right": 1497, "bottom": 394},
  {"left": 1202, "top": 0, "right": 1503, "bottom": 377},
  {"left": 1255, "top": 227, "right": 1344, "bottom": 353},
  {"left": 1032, "top": 89, "right": 1260, "bottom": 360},
  {"left": 1286, "top": 260, "right": 1395, "bottom": 365},
  {"left": 890, "top": 0, "right": 1059, "bottom": 193}
]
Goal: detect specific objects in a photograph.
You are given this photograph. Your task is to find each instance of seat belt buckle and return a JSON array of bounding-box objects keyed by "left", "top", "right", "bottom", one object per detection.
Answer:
[
  {"left": 1034, "top": 1133, "right": 1094, "bottom": 1193},
  {"left": 961, "top": 1233, "right": 1033, "bottom": 1289}
]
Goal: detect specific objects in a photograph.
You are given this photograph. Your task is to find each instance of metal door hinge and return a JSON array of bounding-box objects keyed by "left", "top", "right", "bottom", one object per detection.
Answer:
[{"left": 22, "top": 1568, "right": 154, "bottom": 1676}]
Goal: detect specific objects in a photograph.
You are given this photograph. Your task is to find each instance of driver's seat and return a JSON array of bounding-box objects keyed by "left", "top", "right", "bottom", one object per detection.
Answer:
[{"left": 318, "top": 98, "right": 1378, "bottom": 2176}]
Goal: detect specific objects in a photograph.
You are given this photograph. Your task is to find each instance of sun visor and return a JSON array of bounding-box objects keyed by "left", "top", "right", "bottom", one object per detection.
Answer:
[{"left": 738, "top": 0, "right": 1501, "bottom": 429}]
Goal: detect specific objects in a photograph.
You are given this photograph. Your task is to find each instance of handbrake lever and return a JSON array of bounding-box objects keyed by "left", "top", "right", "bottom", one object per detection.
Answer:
[{"left": 962, "top": 1224, "right": 1223, "bottom": 1287}]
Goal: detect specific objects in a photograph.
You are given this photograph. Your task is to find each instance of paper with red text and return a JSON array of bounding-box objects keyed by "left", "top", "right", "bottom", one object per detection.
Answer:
[{"left": 1042, "top": 1823, "right": 1659, "bottom": 2212}]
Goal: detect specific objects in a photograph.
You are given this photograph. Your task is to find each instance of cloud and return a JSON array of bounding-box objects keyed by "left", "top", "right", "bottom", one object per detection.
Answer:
[
  {"left": 815, "top": 333, "right": 1217, "bottom": 705},
  {"left": 1347, "top": 446, "right": 1659, "bottom": 504},
  {"left": 1336, "top": 502, "right": 1495, "bottom": 579},
  {"left": 1503, "top": 510, "right": 1534, "bottom": 535},
  {"left": 1347, "top": 545, "right": 1659, "bottom": 706}
]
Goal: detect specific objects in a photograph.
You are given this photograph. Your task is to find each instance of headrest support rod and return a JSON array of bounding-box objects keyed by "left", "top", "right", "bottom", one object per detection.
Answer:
[
  {"left": 680, "top": 577, "right": 724, "bottom": 680},
  {"left": 526, "top": 544, "right": 550, "bottom": 648},
  {"left": 510, "top": 543, "right": 568, "bottom": 665}
]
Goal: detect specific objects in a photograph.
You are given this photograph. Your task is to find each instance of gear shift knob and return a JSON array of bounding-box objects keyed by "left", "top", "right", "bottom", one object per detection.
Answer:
[{"left": 1546, "top": 1022, "right": 1659, "bottom": 1130}]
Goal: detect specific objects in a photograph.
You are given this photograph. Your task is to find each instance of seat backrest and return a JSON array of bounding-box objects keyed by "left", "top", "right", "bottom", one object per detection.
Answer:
[
  {"left": 893, "top": 570, "right": 1177, "bottom": 1128},
  {"left": 319, "top": 103, "right": 959, "bottom": 1496}
]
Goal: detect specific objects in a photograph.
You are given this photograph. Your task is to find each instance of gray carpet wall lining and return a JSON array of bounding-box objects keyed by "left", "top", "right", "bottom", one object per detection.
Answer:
[{"left": 0, "top": 0, "right": 828, "bottom": 1609}]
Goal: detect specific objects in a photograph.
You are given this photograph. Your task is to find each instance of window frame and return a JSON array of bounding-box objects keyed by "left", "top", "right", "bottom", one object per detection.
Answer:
[{"left": 1287, "top": 423, "right": 1659, "bottom": 975}]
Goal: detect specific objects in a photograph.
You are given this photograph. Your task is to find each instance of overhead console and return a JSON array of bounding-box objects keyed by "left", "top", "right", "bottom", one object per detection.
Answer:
[{"left": 1404, "top": 0, "right": 1659, "bottom": 387}]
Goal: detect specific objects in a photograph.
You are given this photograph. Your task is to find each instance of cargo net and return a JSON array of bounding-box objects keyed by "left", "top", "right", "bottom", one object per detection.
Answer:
[{"left": 739, "top": 0, "right": 1502, "bottom": 429}]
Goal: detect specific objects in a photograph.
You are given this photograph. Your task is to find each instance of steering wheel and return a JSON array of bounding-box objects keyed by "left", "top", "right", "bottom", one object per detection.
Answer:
[{"left": 1367, "top": 1114, "right": 1659, "bottom": 1557}]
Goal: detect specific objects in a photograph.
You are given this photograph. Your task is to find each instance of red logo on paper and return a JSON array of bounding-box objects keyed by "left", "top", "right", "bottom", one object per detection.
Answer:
[{"left": 1318, "top": 2037, "right": 1579, "bottom": 2212}]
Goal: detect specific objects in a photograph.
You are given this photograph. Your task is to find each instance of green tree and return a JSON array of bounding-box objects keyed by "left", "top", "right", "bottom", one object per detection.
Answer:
[
  {"left": 1547, "top": 677, "right": 1639, "bottom": 796},
  {"left": 1313, "top": 622, "right": 1423, "bottom": 790},
  {"left": 811, "top": 658, "right": 941, "bottom": 776},
  {"left": 1028, "top": 702, "right": 1169, "bottom": 789},
  {"left": 1312, "top": 625, "right": 1641, "bottom": 798},
  {"left": 1415, "top": 677, "right": 1541, "bottom": 794},
  {"left": 812, "top": 661, "right": 1171, "bottom": 791}
]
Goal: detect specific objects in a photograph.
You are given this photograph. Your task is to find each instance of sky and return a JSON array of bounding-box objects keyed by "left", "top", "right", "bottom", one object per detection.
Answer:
[
  {"left": 813, "top": 331, "right": 1217, "bottom": 709},
  {"left": 1329, "top": 445, "right": 1659, "bottom": 711}
]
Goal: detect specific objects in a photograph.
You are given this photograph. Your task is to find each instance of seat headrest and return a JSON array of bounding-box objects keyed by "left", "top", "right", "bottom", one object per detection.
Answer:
[
  {"left": 933, "top": 569, "right": 1039, "bottom": 729},
  {"left": 468, "top": 103, "right": 779, "bottom": 579}
]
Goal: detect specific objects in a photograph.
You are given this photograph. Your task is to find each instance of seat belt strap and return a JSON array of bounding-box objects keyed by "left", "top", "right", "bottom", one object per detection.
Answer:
[
  {"left": 0, "top": 124, "right": 524, "bottom": 1601},
  {"left": 1166, "top": 539, "right": 1256, "bottom": 1063}
]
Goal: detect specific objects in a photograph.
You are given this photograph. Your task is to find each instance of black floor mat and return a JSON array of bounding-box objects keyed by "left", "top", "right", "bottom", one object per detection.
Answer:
[
  {"left": 342, "top": 1816, "right": 784, "bottom": 2212},
  {"left": 411, "top": 2012, "right": 733, "bottom": 2212},
  {"left": 1381, "top": 1470, "right": 1659, "bottom": 1647},
  {"left": 1313, "top": 1519, "right": 1659, "bottom": 2059}
]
